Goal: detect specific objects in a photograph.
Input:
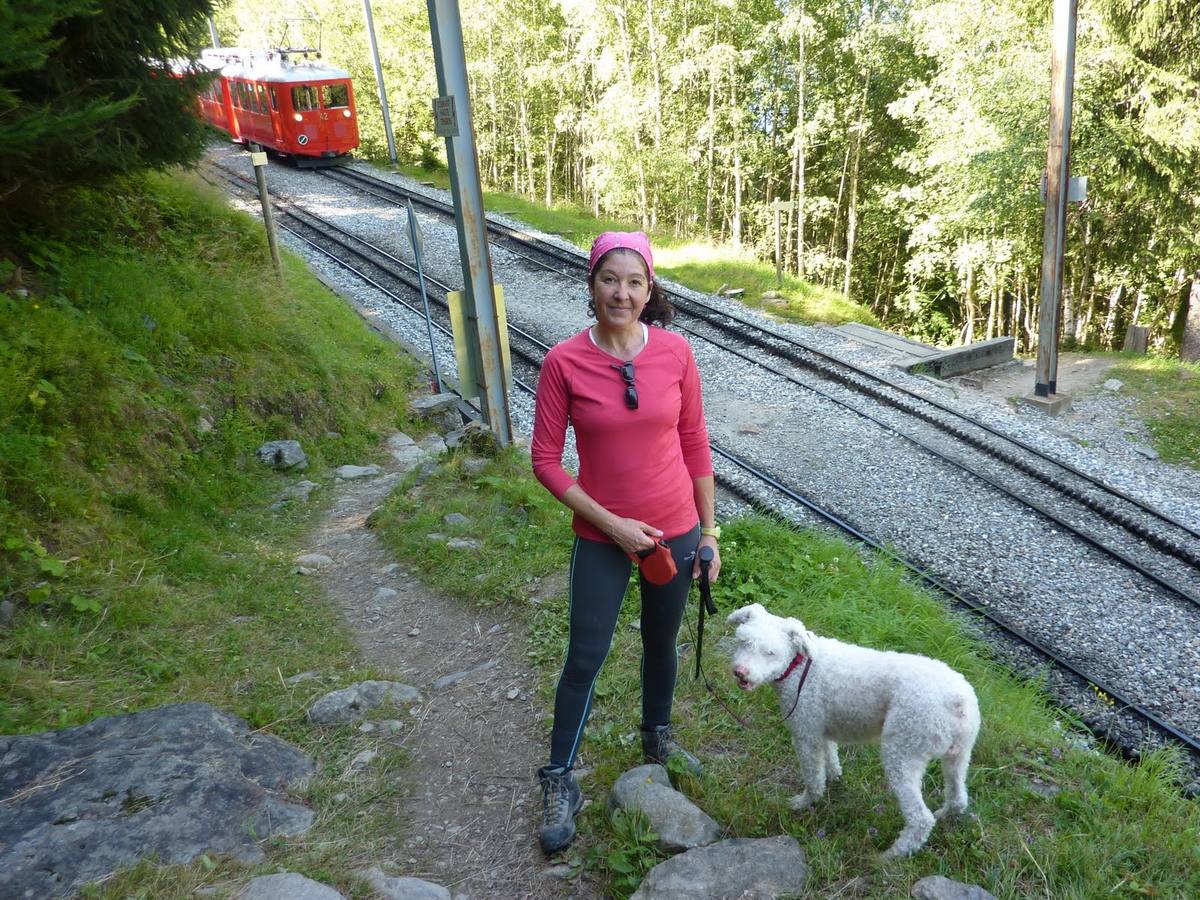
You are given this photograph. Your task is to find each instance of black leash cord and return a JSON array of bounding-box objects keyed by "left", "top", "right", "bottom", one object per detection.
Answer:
[
  {"left": 689, "top": 545, "right": 755, "bottom": 729},
  {"left": 694, "top": 546, "right": 715, "bottom": 680}
]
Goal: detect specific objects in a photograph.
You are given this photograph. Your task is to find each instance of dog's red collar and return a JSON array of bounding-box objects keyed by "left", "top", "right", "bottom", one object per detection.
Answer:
[
  {"left": 776, "top": 653, "right": 813, "bottom": 720},
  {"left": 774, "top": 653, "right": 808, "bottom": 684}
]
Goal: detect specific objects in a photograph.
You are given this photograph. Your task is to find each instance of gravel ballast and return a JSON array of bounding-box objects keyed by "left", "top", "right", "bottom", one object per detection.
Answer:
[{"left": 203, "top": 144, "right": 1200, "bottom": 783}]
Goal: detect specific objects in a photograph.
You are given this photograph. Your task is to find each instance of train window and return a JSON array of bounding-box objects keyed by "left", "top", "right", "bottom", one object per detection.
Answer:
[
  {"left": 256, "top": 84, "right": 269, "bottom": 114},
  {"left": 322, "top": 83, "right": 349, "bottom": 109},
  {"left": 292, "top": 85, "right": 319, "bottom": 112},
  {"left": 269, "top": 87, "right": 279, "bottom": 111},
  {"left": 231, "top": 83, "right": 242, "bottom": 108}
]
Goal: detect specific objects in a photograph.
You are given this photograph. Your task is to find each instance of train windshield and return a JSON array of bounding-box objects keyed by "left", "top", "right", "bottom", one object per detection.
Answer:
[
  {"left": 292, "top": 85, "right": 319, "bottom": 111},
  {"left": 322, "top": 84, "right": 349, "bottom": 109}
]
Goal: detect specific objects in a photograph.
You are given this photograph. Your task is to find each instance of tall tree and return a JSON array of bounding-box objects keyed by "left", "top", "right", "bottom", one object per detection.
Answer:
[{"left": 1, "top": 0, "right": 216, "bottom": 221}]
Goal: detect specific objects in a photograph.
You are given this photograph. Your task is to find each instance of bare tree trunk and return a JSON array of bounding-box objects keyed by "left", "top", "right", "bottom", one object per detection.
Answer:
[
  {"left": 1104, "top": 284, "right": 1127, "bottom": 349},
  {"left": 646, "top": 0, "right": 664, "bottom": 229},
  {"left": 1182, "top": 277, "right": 1200, "bottom": 362},
  {"left": 615, "top": 4, "right": 649, "bottom": 230},
  {"left": 986, "top": 283, "right": 998, "bottom": 340},
  {"left": 704, "top": 53, "right": 718, "bottom": 238},
  {"left": 795, "top": 0, "right": 807, "bottom": 280},
  {"left": 730, "top": 60, "right": 742, "bottom": 253},
  {"left": 828, "top": 139, "right": 851, "bottom": 287},
  {"left": 487, "top": 32, "right": 499, "bottom": 185},
  {"left": 842, "top": 117, "right": 865, "bottom": 296}
]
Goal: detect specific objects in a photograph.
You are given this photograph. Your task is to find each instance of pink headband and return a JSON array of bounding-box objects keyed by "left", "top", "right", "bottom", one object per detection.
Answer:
[{"left": 588, "top": 231, "right": 655, "bottom": 283}]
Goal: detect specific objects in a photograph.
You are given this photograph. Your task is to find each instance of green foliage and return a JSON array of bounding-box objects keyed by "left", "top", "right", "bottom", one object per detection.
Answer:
[
  {"left": 375, "top": 473, "right": 1200, "bottom": 896},
  {"left": 369, "top": 447, "right": 573, "bottom": 606},
  {"left": 210, "top": 0, "right": 1198, "bottom": 352},
  {"left": 1106, "top": 357, "right": 1200, "bottom": 468},
  {"left": 0, "top": 1, "right": 218, "bottom": 224},
  {"left": 584, "top": 809, "right": 665, "bottom": 897},
  {"left": 0, "top": 172, "right": 421, "bottom": 733}
]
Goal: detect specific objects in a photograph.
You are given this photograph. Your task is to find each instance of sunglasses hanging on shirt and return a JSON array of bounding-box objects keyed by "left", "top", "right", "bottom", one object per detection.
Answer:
[{"left": 613, "top": 360, "right": 638, "bottom": 410}]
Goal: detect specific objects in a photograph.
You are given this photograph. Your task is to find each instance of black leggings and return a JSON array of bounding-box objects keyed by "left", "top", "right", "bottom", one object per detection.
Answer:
[{"left": 548, "top": 525, "right": 699, "bottom": 771}]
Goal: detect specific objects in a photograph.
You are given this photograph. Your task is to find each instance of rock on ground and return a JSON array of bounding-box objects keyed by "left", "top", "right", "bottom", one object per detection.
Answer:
[
  {"left": 0, "top": 703, "right": 314, "bottom": 898},
  {"left": 609, "top": 764, "right": 721, "bottom": 852},
  {"left": 237, "top": 872, "right": 344, "bottom": 899},
  {"left": 306, "top": 680, "right": 423, "bottom": 724},
  {"left": 357, "top": 866, "right": 452, "bottom": 899},
  {"left": 630, "top": 835, "right": 807, "bottom": 900},
  {"left": 912, "top": 874, "right": 998, "bottom": 900}
]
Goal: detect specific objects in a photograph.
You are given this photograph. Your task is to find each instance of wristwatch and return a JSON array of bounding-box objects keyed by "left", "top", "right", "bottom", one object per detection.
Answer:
[{"left": 700, "top": 525, "right": 721, "bottom": 539}]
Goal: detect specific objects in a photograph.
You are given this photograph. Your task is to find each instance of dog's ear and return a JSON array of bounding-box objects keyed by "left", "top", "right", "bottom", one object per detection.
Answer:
[
  {"left": 783, "top": 619, "right": 813, "bottom": 657},
  {"left": 726, "top": 603, "right": 763, "bottom": 627}
]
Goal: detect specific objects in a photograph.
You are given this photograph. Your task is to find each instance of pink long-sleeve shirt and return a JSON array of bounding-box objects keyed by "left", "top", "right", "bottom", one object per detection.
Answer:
[{"left": 531, "top": 327, "right": 714, "bottom": 542}]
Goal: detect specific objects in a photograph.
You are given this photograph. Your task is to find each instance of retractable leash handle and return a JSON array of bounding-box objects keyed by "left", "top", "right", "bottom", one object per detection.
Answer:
[
  {"left": 695, "top": 545, "right": 716, "bottom": 679},
  {"left": 698, "top": 546, "right": 716, "bottom": 614}
]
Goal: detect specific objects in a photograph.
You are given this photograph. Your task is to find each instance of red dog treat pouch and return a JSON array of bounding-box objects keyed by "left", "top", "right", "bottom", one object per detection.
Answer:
[{"left": 631, "top": 540, "right": 677, "bottom": 585}]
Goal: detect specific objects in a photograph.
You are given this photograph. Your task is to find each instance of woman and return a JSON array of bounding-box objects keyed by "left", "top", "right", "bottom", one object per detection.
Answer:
[{"left": 530, "top": 231, "right": 721, "bottom": 854}]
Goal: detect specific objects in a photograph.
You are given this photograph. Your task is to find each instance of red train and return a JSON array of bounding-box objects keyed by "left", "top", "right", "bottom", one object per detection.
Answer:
[{"left": 195, "top": 48, "right": 359, "bottom": 166}]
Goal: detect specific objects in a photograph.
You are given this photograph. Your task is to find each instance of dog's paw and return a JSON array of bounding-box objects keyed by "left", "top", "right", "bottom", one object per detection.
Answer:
[
  {"left": 933, "top": 803, "right": 969, "bottom": 821},
  {"left": 787, "top": 792, "right": 813, "bottom": 811}
]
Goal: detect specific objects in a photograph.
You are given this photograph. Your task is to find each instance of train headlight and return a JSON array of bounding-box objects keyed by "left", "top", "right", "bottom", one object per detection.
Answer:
[
  {"left": 293, "top": 113, "right": 303, "bottom": 122},
  {"left": 343, "top": 109, "right": 352, "bottom": 118}
]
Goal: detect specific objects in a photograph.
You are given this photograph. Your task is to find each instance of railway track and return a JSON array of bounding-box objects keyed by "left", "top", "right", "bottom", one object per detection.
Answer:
[
  {"left": 318, "top": 167, "right": 1200, "bottom": 602},
  {"left": 205, "top": 158, "right": 1200, "bottom": 784}
]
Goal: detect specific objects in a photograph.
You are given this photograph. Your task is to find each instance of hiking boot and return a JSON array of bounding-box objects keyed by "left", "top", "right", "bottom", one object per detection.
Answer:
[
  {"left": 537, "top": 765, "right": 583, "bottom": 854},
  {"left": 641, "top": 723, "right": 704, "bottom": 776}
]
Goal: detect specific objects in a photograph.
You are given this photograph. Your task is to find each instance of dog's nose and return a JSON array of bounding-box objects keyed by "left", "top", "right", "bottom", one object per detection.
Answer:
[{"left": 733, "top": 664, "right": 748, "bottom": 679}]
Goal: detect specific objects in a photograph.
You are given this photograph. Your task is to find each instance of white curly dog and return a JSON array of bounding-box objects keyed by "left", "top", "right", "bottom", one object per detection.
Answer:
[{"left": 727, "top": 603, "right": 980, "bottom": 857}]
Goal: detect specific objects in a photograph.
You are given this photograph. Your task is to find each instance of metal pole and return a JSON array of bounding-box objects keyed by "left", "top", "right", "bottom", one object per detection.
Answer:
[
  {"left": 250, "top": 146, "right": 283, "bottom": 279},
  {"left": 1034, "top": 0, "right": 1077, "bottom": 397},
  {"left": 407, "top": 200, "right": 445, "bottom": 392},
  {"left": 426, "top": 0, "right": 514, "bottom": 446},
  {"left": 362, "top": 0, "right": 398, "bottom": 165},
  {"left": 207, "top": 17, "right": 220, "bottom": 49}
]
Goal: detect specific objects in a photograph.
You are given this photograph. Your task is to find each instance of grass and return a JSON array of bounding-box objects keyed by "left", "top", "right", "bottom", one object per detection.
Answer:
[
  {"left": 1, "top": 173, "right": 433, "bottom": 897},
  {"left": 4, "top": 170, "right": 1197, "bottom": 898},
  {"left": 1104, "top": 355, "right": 1200, "bottom": 468},
  {"left": 371, "top": 456, "right": 1200, "bottom": 899},
  {"left": 385, "top": 161, "right": 876, "bottom": 328}
]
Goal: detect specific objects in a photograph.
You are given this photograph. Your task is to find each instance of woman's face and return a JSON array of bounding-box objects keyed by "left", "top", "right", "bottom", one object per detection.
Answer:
[{"left": 590, "top": 249, "right": 651, "bottom": 330}]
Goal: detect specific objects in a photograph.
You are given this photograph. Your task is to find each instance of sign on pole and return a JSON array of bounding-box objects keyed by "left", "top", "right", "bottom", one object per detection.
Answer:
[{"left": 406, "top": 199, "right": 444, "bottom": 392}]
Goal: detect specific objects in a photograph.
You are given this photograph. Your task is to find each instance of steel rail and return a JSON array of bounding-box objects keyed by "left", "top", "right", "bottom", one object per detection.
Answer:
[
  {"left": 319, "top": 165, "right": 1200, "bottom": 551},
  {"left": 207, "top": 160, "right": 1200, "bottom": 764}
]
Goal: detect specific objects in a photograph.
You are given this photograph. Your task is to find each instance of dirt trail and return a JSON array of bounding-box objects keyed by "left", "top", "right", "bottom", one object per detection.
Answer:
[{"left": 305, "top": 461, "right": 600, "bottom": 899}]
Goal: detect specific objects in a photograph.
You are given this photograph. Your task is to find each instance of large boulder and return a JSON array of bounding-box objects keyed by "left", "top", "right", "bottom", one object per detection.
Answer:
[{"left": 0, "top": 703, "right": 314, "bottom": 898}]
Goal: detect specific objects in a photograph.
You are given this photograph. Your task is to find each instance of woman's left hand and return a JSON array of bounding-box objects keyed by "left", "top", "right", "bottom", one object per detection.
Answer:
[{"left": 692, "top": 535, "right": 721, "bottom": 582}]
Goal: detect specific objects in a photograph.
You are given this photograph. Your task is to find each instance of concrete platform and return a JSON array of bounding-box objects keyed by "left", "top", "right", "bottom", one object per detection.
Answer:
[
  {"left": 833, "top": 323, "right": 1014, "bottom": 378},
  {"left": 1019, "top": 392, "right": 1073, "bottom": 416}
]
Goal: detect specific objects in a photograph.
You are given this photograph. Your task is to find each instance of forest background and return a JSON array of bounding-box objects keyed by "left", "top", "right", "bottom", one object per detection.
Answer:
[{"left": 213, "top": 0, "right": 1200, "bottom": 354}]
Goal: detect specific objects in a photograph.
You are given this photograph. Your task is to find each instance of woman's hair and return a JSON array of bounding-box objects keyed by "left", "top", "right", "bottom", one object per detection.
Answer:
[{"left": 586, "top": 248, "right": 676, "bottom": 327}]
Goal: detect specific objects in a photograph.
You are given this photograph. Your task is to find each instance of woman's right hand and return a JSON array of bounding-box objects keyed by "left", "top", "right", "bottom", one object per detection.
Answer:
[{"left": 605, "top": 517, "right": 663, "bottom": 557}]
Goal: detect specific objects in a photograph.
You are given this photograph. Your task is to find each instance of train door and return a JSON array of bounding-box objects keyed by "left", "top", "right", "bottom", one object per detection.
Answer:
[
  {"left": 290, "top": 84, "right": 322, "bottom": 152},
  {"left": 267, "top": 85, "right": 284, "bottom": 147},
  {"left": 320, "top": 82, "right": 355, "bottom": 152}
]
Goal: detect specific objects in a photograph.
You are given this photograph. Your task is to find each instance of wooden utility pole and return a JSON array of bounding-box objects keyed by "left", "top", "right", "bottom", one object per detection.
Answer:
[
  {"left": 249, "top": 146, "right": 282, "bottom": 279},
  {"left": 1030, "top": 0, "right": 1078, "bottom": 413}
]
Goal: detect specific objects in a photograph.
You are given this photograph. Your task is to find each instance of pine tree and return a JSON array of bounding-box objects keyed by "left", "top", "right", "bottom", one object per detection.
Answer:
[{"left": 1, "top": 0, "right": 216, "bottom": 220}]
